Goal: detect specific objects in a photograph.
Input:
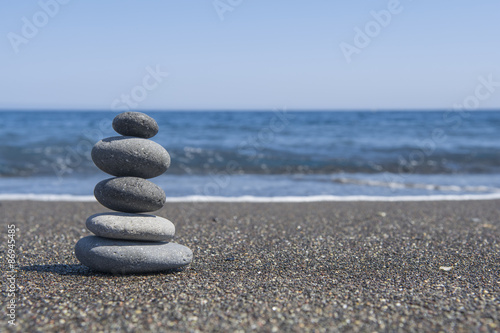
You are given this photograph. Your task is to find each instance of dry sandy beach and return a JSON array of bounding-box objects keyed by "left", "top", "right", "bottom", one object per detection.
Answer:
[{"left": 1, "top": 200, "right": 499, "bottom": 332}]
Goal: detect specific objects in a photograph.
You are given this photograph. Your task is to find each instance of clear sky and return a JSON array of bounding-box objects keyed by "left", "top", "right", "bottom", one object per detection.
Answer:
[{"left": 0, "top": 0, "right": 499, "bottom": 111}]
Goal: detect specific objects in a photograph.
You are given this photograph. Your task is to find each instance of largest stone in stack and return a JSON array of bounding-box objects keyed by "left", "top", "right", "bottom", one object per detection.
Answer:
[{"left": 75, "top": 112, "right": 193, "bottom": 274}]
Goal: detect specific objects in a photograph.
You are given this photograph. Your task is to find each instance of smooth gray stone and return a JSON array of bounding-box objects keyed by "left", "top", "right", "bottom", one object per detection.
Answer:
[
  {"left": 91, "top": 136, "right": 170, "bottom": 179},
  {"left": 75, "top": 236, "right": 193, "bottom": 274},
  {"left": 112, "top": 112, "right": 159, "bottom": 139},
  {"left": 86, "top": 212, "right": 175, "bottom": 241},
  {"left": 94, "top": 177, "right": 166, "bottom": 213}
]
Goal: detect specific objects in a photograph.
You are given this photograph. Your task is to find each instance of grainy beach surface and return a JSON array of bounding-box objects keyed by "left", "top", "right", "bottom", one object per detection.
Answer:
[{"left": 1, "top": 200, "right": 499, "bottom": 332}]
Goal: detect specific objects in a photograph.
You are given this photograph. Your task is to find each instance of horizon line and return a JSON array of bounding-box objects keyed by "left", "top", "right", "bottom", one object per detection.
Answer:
[{"left": 1, "top": 108, "right": 499, "bottom": 112}]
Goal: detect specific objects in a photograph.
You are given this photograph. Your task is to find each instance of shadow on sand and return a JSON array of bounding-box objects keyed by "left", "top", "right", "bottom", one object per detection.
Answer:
[
  {"left": 20, "top": 264, "right": 184, "bottom": 276},
  {"left": 20, "top": 264, "right": 99, "bottom": 276}
]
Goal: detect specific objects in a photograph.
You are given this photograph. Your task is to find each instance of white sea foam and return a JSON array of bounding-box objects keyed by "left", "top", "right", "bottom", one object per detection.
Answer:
[
  {"left": 0, "top": 194, "right": 96, "bottom": 202},
  {"left": 163, "top": 193, "right": 500, "bottom": 202},
  {"left": 1, "top": 193, "right": 500, "bottom": 202},
  {"left": 331, "top": 177, "right": 500, "bottom": 193}
]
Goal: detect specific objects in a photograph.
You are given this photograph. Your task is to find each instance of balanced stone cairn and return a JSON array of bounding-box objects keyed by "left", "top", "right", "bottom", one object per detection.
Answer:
[{"left": 75, "top": 112, "right": 193, "bottom": 274}]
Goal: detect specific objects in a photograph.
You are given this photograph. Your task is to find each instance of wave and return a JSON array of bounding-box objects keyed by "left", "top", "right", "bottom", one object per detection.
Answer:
[
  {"left": 2, "top": 110, "right": 500, "bottom": 177},
  {"left": 2, "top": 146, "right": 500, "bottom": 177},
  {"left": 2, "top": 193, "right": 500, "bottom": 202}
]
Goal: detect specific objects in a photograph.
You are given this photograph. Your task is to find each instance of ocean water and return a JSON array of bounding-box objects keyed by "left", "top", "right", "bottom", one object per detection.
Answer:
[{"left": 1, "top": 110, "right": 500, "bottom": 201}]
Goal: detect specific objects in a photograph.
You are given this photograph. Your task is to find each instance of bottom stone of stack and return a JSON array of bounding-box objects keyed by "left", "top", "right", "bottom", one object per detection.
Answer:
[{"left": 75, "top": 236, "right": 193, "bottom": 274}]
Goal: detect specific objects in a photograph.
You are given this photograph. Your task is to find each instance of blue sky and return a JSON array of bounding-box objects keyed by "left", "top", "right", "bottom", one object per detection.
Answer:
[{"left": 0, "top": 0, "right": 499, "bottom": 110}]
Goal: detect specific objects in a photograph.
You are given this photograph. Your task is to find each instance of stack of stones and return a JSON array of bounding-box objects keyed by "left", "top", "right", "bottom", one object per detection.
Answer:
[{"left": 75, "top": 112, "right": 193, "bottom": 274}]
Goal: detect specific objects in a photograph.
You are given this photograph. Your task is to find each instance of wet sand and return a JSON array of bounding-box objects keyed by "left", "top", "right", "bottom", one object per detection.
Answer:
[{"left": 1, "top": 200, "right": 499, "bottom": 332}]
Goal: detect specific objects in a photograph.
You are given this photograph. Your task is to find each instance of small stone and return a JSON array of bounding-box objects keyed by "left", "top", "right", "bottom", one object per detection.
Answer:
[
  {"left": 439, "top": 266, "right": 453, "bottom": 271},
  {"left": 75, "top": 236, "right": 193, "bottom": 274},
  {"left": 91, "top": 136, "right": 170, "bottom": 179},
  {"left": 112, "top": 111, "right": 159, "bottom": 138},
  {"left": 86, "top": 212, "right": 175, "bottom": 241},
  {"left": 94, "top": 177, "right": 166, "bottom": 213}
]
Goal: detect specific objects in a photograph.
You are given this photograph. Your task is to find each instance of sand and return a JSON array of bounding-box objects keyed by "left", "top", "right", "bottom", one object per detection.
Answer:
[{"left": 1, "top": 200, "right": 499, "bottom": 332}]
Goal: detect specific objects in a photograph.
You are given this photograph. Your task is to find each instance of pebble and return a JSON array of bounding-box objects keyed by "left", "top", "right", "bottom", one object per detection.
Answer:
[
  {"left": 94, "top": 177, "right": 166, "bottom": 213},
  {"left": 439, "top": 266, "right": 453, "bottom": 271},
  {"left": 91, "top": 136, "right": 170, "bottom": 179},
  {"left": 86, "top": 212, "right": 175, "bottom": 241},
  {"left": 75, "top": 236, "right": 193, "bottom": 274},
  {"left": 112, "top": 111, "right": 159, "bottom": 138}
]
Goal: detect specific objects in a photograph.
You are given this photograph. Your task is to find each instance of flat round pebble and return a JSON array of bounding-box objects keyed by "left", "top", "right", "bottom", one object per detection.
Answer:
[
  {"left": 91, "top": 136, "right": 170, "bottom": 179},
  {"left": 86, "top": 212, "right": 175, "bottom": 241},
  {"left": 94, "top": 177, "right": 166, "bottom": 213},
  {"left": 75, "top": 236, "right": 193, "bottom": 274},
  {"left": 112, "top": 111, "right": 159, "bottom": 138}
]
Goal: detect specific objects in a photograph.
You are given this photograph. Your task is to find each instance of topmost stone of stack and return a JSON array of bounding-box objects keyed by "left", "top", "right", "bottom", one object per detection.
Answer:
[{"left": 112, "top": 112, "right": 159, "bottom": 139}]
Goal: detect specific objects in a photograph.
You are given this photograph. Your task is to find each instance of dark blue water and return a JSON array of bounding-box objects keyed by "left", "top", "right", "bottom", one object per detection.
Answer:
[{"left": 1, "top": 110, "right": 499, "bottom": 198}]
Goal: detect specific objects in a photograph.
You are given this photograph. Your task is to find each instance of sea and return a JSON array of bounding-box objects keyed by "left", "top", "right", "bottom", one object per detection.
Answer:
[{"left": 1, "top": 110, "right": 500, "bottom": 202}]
